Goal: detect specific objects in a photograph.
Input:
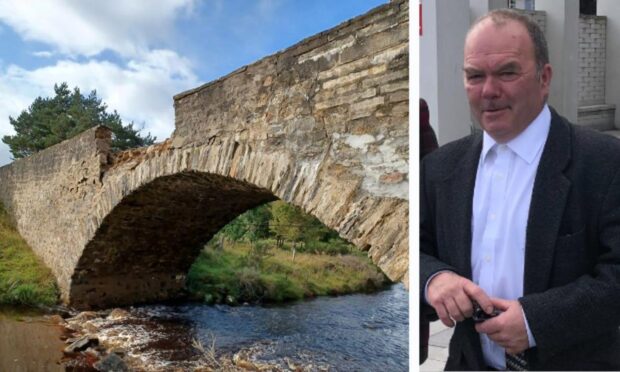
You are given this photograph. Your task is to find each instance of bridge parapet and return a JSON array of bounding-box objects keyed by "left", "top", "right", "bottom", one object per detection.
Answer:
[{"left": 173, "top": 0, "right": 409, "bottom": 202}]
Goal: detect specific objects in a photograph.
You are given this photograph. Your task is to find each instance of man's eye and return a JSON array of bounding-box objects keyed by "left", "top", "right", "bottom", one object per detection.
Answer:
[
  {"left": 499, "top": 71, "right": 518, "bottom": 81},
  {"left": 467, "top": 75, "right": 483, "bottom": 82}
]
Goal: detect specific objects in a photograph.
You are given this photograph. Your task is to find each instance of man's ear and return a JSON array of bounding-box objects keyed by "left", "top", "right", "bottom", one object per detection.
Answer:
[{"left": 540, "top": 63, "right": 552, "bottom": 93}]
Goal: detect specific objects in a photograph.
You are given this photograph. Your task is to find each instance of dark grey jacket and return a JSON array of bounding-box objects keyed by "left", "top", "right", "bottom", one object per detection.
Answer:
[{"left": 420, "top": 108, "right": 620, "bottom": 370}]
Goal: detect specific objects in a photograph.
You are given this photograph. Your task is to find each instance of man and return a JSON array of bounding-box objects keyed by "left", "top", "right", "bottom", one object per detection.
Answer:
[{"left": 420, "top": 9, "right": 620, "bottom": 371}]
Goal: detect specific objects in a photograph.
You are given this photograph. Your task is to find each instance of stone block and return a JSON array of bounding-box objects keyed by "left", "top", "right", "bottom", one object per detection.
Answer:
[
  {"left": 362, "top": 69, "right": 408, "bottom": 89},
  {"left": 380, "top": 171, "right": 406, "bottom": 184},
  {"left": 297, "top": 35, "right": 356, "bottom": 64},
  {"left": 388, "top": 90, "right": 409, "bottom": 103},
  {"left": 318, "top": 55, "right": 373, "bottom": 81},
  {"left": 314, "top": 87, "right": 377, "bottom": 111},
  {"left": 350, "top": 97, "right": 385, "bottom": 119},
  {"left": 371, "top": 44, "right": 408, "bottom": 65},
  {"left": 381, "top": 80, "right": 408, "bottom": 94},
  {"left": 340, "top": 22, "right": 408, "bottom": 65},
  {"left": 322, "top": 65, "right": 387, "bottom": 90}
]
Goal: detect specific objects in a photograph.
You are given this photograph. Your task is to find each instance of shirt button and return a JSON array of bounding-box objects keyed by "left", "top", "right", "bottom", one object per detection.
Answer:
[
  {"left": 484, "top": 255, "right": 491, "bottom": 263},
  {"left": 490, "top": 213, "right": 496, "bottom": 220}
]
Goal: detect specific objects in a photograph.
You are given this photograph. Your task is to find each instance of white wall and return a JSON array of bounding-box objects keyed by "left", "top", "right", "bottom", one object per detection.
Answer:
[
  {"left": 470, "top": 0, "right": 507, "bottom": 22},
  {"left": 535, "top": 0, "right": 580, "bottom": 123},
  {"left": 420, "top": 0, "right": 471, "bottom": 145},
  {"left": 598, "top": 0, "right": 620, "bottom": 128}
]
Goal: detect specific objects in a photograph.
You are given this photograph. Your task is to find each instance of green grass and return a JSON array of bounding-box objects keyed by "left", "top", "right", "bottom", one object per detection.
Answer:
[
  {"left": 0, "top": 203, "right": 59, "bottom": 306},
  {"left": 186, "top": 241, "right": 388, "bottom": 305}
]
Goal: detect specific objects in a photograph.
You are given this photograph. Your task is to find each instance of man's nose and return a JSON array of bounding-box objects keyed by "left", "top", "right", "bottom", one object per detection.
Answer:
[{"left": 481, "top": 76, "right": 501, "bottom": 99}]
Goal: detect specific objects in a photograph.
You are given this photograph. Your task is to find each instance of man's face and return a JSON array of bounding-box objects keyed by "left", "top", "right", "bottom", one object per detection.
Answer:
[{"left": 463, "top": 19, "right": 552, "bottom": 143}]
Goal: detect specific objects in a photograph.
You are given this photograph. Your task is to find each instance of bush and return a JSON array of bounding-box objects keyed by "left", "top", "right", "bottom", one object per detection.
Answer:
[
  {"left": 262, "top": 273, "right": 303, "bottom": 302},
  {"left": 242, "top": 240, "right": 273, "bottom": 269},
  {"left": 236, "top": 267, "right": 264, "bottom": 301}
]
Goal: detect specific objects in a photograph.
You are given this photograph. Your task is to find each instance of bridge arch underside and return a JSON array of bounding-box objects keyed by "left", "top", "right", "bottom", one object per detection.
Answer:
[{"left": 69, "top": 171, "right": 276, "bottom": 309}]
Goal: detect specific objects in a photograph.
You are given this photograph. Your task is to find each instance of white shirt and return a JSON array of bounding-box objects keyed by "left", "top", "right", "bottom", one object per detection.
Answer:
[{"left": 472, "top": 104, "right": 551, "bottom": 369}]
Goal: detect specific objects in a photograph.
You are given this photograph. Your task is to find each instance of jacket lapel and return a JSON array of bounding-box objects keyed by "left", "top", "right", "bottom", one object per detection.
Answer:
[
  {"left": 437, "top": 134, "right": 483, "bottom": 280},
  {"left": 523, "top": 110, "right": 572, "bottom": 295}
]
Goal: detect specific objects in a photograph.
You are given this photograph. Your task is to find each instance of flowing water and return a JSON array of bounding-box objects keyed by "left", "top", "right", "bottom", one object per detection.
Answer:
[{"left": 0, "top": 284, "right": 408, "bottom": 371}]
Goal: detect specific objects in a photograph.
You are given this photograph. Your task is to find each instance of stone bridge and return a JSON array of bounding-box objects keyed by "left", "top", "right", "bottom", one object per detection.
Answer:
[{"left": 0, "top": 0, "right": 409, "bottom": 309}]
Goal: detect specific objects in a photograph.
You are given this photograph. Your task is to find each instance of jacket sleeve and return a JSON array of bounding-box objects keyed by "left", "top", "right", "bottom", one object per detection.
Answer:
[
  {"left": 519, "top": 167, "right": 620, "bottom": 362},
  {"left": 420, "top": 156, "right": 458, "bottom": 305}
]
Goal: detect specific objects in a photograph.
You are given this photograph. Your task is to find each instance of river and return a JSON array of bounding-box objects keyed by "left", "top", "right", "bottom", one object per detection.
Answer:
[{"left": 0, "top": 283, "right": 408, "bottom": 371}]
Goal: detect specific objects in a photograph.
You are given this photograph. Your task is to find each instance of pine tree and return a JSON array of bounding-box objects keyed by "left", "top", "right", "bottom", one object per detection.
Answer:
[{"left": 2, "top": 82, "right": 155, "bottom": 159}]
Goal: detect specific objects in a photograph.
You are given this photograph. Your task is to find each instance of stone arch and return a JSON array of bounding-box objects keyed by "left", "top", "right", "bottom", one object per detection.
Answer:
[
  {"left": 66, "top": 136, "right": 407, "bottom": 308},
  {"left": 70, "top": 171, "right": 276, "bottom": 309}
]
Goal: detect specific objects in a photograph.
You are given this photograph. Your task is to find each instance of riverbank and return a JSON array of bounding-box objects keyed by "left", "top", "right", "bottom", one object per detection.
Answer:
[
  {"left": 0, "top": 308, "right": 66, "bottom": 371},
  {"left": 0, "top": 203, "right": 59, "bottom": 306},
  {"left": 187, "top": 241, "right": 389, "bottom": 305}
]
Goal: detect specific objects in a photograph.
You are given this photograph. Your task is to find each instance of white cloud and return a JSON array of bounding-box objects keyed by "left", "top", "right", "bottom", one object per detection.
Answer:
[
  {"left": 32, "top": 51, "right": 54, "bottom": 58},
  {"left": 0, "top": 0, "right": 195, "bottom": 58},
  {"left": 0, "top": 1, "right": 203, "bottom": 166},
  {"left": 32, "top": 50, "right": 54, "bottom": 58},
  {"left": 0, "top": 50, "right": 199, "bottom": 166}
]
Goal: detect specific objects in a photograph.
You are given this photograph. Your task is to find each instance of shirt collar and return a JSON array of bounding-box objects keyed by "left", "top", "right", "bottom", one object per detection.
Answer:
[{"left": 480, "top": 104, "right": 551, "bottom": 164}]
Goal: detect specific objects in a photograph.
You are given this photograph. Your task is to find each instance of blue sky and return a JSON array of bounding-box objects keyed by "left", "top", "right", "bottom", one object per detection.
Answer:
[{"left": 0, "top": 0, "right": 387, "bottom": 166}]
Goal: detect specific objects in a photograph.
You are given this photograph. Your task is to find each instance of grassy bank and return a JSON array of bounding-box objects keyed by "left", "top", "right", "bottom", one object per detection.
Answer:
[
  {"left": 186, "top": 240, "right": 389, "bottom": 305},
  {"left": 0, "top": 203, "right": 59, "bottom": 306}
]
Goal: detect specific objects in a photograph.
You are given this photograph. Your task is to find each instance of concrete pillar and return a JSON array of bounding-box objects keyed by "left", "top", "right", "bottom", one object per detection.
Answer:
[
  {"left": 420, "top": 0, "right": 471, "bottom": 145},
  {"left": 470, "top": 0, "right": 507, "bottom": 22},
  {"left": 535, "top": 0, "right": 580, "bottom": 123},
  {"left": 598, "top": 0, "right": 620, "bottom": 128}
]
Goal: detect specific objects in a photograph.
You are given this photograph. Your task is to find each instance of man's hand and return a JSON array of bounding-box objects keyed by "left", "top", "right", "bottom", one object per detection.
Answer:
[
  {"left": 475, "top": 298, "right": 529, "bottom": 354},
  {"left": 427, "top": 271, "right": 493, "bottom": 327}
]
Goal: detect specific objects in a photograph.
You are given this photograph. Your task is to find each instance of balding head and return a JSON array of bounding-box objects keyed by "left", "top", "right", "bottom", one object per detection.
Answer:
[{"left": 467, "top": 9, "right": 549, "bottom": 78}]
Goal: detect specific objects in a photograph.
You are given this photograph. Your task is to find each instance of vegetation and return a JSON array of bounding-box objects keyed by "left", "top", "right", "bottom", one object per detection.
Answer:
[
  {"left": 0, "top": 203, "right": 59, "bottom": 306},
  {"left": 187, "top": 242, "right": 387, "bottom": 304},
  {"left": 186, "top": 201, "right": 388, "bottom": 305},
  {"left": 2, "top": 82, "right": 155, "bottom": 159},
  {"left": 219, "top": 201, "right": 351, "bottom": 255}
]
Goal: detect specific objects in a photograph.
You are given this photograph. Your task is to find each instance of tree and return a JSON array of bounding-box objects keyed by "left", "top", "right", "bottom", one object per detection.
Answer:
[
  {"left": 2, "top": 82, "right": 155, "bottom": 159},
  {"left": 219, "top": 204, "right": 272, "bottom": 243},
  {"left": 269, "top": 201, "right": 308, "bottom": 247}
]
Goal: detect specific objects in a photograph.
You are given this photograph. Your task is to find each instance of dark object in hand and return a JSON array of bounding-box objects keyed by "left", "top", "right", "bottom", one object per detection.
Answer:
[{"left": 472, "top": 301, "right": 502, "bottom": 323}]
